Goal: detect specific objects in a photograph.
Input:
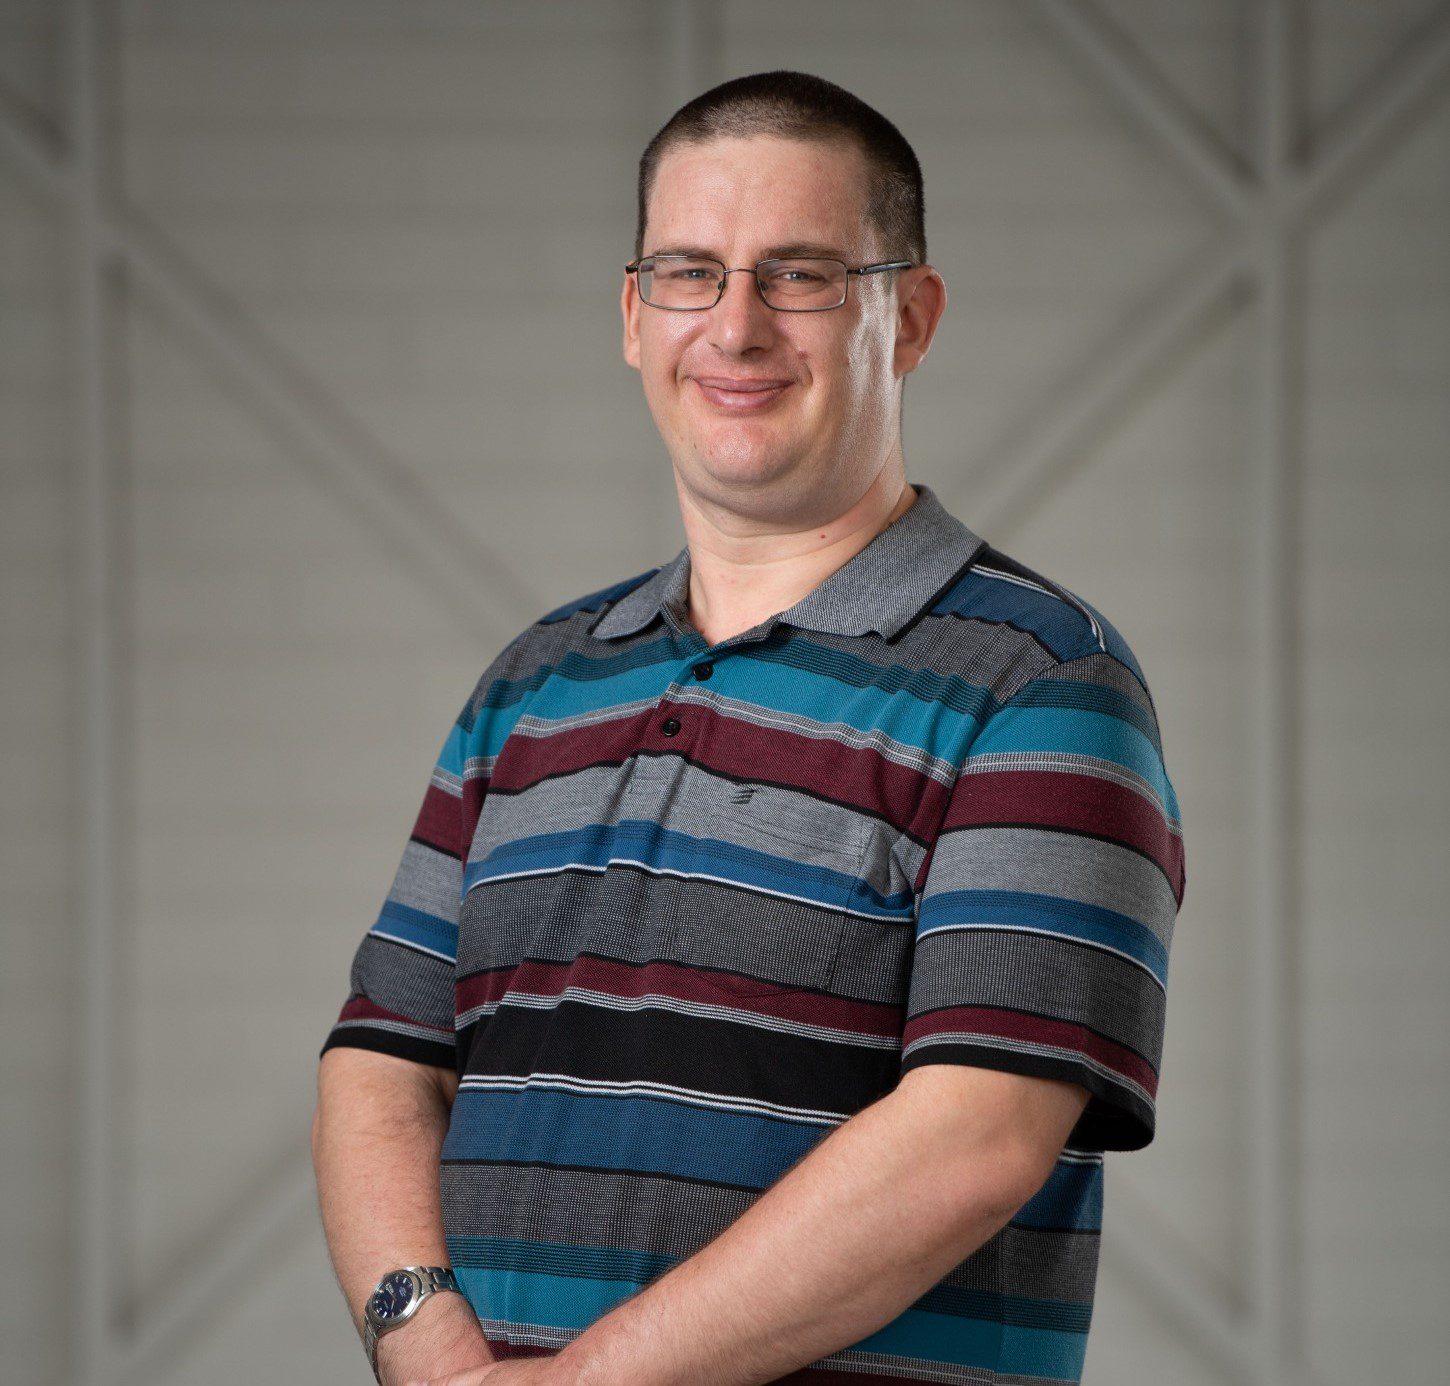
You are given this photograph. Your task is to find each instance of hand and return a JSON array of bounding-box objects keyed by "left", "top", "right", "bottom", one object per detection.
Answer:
[{"left": 418, "top": 1358, "right": 568, "bottom": 1385}]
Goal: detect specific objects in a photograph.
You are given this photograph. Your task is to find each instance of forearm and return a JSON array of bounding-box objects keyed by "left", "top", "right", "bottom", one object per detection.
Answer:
[
  {"left": 312, "top": 1046, "right": 494, "bottom": 1381},
  {"left": 554, "top": 1073, "right": 1039, "bottom": 1386}
]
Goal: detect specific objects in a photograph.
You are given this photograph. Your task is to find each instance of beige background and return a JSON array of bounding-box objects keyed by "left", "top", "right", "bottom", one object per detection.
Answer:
[{"left": 2, "top": 2, "right": 1447, "bottom": 1383}]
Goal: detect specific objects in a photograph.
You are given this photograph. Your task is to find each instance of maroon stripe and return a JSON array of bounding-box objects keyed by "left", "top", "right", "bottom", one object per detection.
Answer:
[
  {"left": 336, "top": 994, "right": 452, "bottom": 1037},
  {"left": 413, "top": 781, "right": 466, "bottom": 856},
  {"left": 461, "top": 775, "right": 487, "bottom": 842},
  {"left": 491, "top": 701, "right": 953, "bottom": 841},
  {"left": 905, "top": 1004, "right": 1158, "bottom": 1097},
  {"left": 457, "top": 955, "right": 905, "bottom": 1037},
  {"left": 694, "top": 709, "right": 950, "bottom": 840},
  {"left": 489, "top": 707, "right": 657, "bottom": 791},
  {"left": 949, "top": 767, "right": 1183, "bottom": 891}
]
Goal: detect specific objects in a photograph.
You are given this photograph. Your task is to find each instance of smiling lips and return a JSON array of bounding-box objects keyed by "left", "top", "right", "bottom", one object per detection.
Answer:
[{"left": 692, "top": 376, "right": 793, "bottom": 411}]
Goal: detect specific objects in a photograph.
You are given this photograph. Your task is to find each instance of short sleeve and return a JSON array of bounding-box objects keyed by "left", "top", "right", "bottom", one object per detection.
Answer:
[
  {"left": 899, "top": 650, "right": 1187, "bottom": 1152},
  {"left": 319, "top": 681, "right": 490, "bottom": 1071}
]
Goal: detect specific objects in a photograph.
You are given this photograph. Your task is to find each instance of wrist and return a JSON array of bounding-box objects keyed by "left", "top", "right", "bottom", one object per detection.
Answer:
[
  {"left": 373, "top": 1290, "right": 490, "bottom": 1384},
  {"left": 362, "top": 1265, "right": 477, "bottom": 1380},
  {"left": 553, "top": 1322, "right": 621, "bottom": 1386}
]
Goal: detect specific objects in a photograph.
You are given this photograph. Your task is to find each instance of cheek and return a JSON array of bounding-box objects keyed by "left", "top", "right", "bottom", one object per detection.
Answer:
[
  {"left": 641, "top": 319, "right": 694, "bottom": 379},
  {"left": 850, "top": 312, "right": 896, "bottom": 385},
  {"left": 833, "top": 323, "right": 883, "bottom": 398}
]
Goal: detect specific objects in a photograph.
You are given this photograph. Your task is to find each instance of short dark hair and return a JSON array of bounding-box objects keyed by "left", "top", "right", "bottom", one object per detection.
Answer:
[{"left": 635, "top": 70, "right": 926, "bottom": 267}]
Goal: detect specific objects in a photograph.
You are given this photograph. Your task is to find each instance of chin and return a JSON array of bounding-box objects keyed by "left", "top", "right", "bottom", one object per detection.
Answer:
[{"left": 707, "top": 442, "right": 786, "bottom": 475}]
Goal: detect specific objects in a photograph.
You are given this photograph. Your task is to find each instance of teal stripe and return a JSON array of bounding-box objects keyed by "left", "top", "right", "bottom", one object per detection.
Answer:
[
  {"left": 440, "top": 1084, "right": 834, "bottom": 1185},
  {"left": 719, "top": 647, "right": 992, "bottom": 762},
  {"left": 918, "top": 1280, "right": 1091, "bottom": 1334},
  {"left": 997, "top": 1314, "right": 1090, "bottom": 1379},
  {"left": 446, "top": 1235, "right": 1092, "bottom": 1334},
  {"left": 853, "top": 1300, "right": 1086, "bottom": 1378},
  {"left": 440, "top": 697, "right": 529, "bottom": 771},
  {"left": 449, "top": 1260, "right": 635, "bottom": 1335},
  {"left": 917, "top": 887, "right": 1167, "bottom": 984},
  {"left": 372, "top": 900, "right": 457, "bottom": 960},
  {"left": 513, "top": 641, "right": 994, "bottom": 768},
  {"left": 443, "top": 1240, "right": 1087, "bottom": 1380},
  {"left": 1011, "top": 675, "right": 1162, "bottom": 756},
  {"left": 972, "top": 704, "right": 1174, "bottom": 810},
  {"left": 464, "top": 819, "right": 910, "bottom": 921},
  {"left": 1013, "top": 1159, "right": 1103, "bottom": 1232}
]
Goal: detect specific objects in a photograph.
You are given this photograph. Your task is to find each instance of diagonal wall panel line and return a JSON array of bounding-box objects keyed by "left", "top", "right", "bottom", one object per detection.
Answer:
[
  {"left": 1105, "top": 1182, "right": 1260, "bottom": 1385},
  {"left": 0, "top": 88, "right": 543, "bottom": 649},
  {"left": 1106, "top": 1191, "right": 1339, "bottom": 1386},
  {"left": 111, "top": 1150, "right": 320, "bottom": 1386},
  {"left": 1287, "top": 0, "right": 1450, "bottom": 226},
  {"left": 116, "top": 204, "right": 544, "bottom": 640},
  {"left": 940, "top": 238, "right": 1248, "bottom": 536},
  {"left": 1028, "top": 0, "right": 1257, "bottom": 224},
  {"left": 0, "top": 74, "right": 64, "bottom": 183}
]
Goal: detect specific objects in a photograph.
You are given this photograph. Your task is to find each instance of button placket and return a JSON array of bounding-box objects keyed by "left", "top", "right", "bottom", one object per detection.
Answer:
[{"left": 656, "top": 648, "right": 720, "bottom": 738}]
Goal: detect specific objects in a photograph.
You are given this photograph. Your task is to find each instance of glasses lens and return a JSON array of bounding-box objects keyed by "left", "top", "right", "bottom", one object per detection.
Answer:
[
  {"left": 639, "top": 257, "right": 723, "bottom": 308},
  {"left": 758, "top": 258, "right": 847, "bottom": 309}
]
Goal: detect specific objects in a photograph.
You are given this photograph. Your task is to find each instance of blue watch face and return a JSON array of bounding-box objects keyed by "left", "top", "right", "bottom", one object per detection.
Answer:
[{"left": 372, "top": 1272, "right": 415, "bottom": 1321}]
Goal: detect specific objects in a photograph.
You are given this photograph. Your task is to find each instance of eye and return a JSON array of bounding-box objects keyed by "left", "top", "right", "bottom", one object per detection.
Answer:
[{"left": 652, "top": 260, "right": 721, "bottom": 282}]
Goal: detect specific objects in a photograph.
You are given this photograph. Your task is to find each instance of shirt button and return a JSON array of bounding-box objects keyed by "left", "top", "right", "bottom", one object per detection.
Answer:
[
  {"left": 694, "top": 662, "right": 713, "bottom": 680},
  {"left": 661, "top": 717, "right": 681, "bottom": 736}
]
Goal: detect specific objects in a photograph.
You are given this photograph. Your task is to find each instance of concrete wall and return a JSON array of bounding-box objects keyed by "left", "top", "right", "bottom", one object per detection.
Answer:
[{"left": 1, "top": 2, "right": 1446, "bottom": 1382}]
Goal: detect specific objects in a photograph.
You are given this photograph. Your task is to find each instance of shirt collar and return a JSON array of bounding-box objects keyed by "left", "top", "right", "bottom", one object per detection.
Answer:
[{"left": 589, "top": 481, "right": 987, "bottom": 643}]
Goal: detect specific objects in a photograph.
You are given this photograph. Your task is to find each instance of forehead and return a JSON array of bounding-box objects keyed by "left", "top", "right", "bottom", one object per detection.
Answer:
[{"left": 645, "top": 134, "right": 873, "bottom": 256}]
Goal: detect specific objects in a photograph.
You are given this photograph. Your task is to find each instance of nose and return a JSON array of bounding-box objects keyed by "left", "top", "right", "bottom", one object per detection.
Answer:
[{"left": 706, "top": 266, "right": 777, "bottom": 355}]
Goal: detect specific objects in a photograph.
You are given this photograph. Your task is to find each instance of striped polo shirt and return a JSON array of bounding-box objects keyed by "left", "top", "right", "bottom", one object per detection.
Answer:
[{"left": 321, "top": 480, "right": 1186, "bottom": 1385}]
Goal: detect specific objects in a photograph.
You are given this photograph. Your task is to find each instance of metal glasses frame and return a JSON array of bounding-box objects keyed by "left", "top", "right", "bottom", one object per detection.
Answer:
[{"left": 624, "top": 254, "right": 916, "bottom": 311}]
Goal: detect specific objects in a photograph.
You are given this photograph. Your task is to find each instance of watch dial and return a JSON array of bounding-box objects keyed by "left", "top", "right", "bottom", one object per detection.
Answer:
[{"left": 373, "top": 1272, "right": 415, "bottom": 1321}]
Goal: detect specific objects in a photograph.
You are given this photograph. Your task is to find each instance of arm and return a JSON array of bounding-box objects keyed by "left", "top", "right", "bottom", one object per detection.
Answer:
[
  {"left": 312, "top": 1047, "right": 497, "bottom": 1384},
  {"left": 542, "top": 1063, "right": 1089, "bottom": 1386}
]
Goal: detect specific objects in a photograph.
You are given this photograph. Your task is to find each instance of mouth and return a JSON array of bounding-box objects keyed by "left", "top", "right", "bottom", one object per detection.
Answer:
[{"left": 691, "top": 377, "right": 793, "bottom": 412}]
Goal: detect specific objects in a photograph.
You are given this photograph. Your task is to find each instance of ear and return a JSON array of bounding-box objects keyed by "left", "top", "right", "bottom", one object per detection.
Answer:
[
  {"left": 892, "top": 266, "right": 947, "bottom": 379},
  {"left": 622, "top": 270, "right": 642, "bottom": 371}
]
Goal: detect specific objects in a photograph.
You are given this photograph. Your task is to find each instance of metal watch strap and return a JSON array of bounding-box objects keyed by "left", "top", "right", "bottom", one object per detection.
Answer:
[{"left": 364, "top": 1265, "right": 463, "bottom": 1382}]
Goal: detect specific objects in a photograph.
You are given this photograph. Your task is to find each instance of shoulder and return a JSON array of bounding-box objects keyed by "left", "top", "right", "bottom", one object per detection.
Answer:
[
  {"left": 456, "top": 565, "right": 662, "bottom": 722},
  {"left": 929, "top": 542, "right": 1154, "bottom": 700},
  {"left": 536, "top": 567, "right": 661, "bottom": 628}
]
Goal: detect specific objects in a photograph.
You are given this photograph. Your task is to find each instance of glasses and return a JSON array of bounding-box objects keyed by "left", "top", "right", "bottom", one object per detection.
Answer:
[{"left": 625, "top": 254, "right": 915, "bottom": 312}]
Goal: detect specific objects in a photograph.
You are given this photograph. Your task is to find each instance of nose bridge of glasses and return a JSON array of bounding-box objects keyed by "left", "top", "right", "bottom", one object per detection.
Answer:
[
  {"left": 719, "top": 264, "right": 766, "bottom": 291},
  {"left": 706, "top": 264, "right": 773, "bottom": 311}
]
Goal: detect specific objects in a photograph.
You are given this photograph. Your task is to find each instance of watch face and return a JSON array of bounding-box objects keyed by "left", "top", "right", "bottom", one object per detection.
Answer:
[{"left": 371, "top": 1271, "right": 416, "bottom": 1321}]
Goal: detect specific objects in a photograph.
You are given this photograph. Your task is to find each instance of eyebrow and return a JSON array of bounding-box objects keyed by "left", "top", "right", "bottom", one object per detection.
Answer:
[{"left": 646, "top": 243, "right": 853, "bottom": 261}]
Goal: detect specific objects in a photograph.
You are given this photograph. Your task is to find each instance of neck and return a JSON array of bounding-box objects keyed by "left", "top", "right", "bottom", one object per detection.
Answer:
[{"left": 675, "top": 463, "right": 918, "bottom": 646}]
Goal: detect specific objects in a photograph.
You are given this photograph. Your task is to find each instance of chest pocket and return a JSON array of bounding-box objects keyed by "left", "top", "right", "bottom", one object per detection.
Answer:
[{"left": 621, "top": 767, "right": 869, "bottom": 997}]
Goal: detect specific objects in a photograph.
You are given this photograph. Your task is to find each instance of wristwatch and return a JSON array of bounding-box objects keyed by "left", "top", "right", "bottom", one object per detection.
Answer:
[{"left": 362, "top": 1264, "right": 464, "bottom": 1381}]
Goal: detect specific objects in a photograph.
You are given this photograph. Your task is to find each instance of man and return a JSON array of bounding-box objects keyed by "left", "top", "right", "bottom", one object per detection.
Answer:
[{"left": 313, "top": 70, "right": 1186, "bottom": 1386}]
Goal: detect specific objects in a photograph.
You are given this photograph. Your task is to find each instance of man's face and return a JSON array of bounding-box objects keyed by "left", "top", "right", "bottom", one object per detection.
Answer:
[{"left": 622, "top": 135, "right": 915, "bottom": 509}]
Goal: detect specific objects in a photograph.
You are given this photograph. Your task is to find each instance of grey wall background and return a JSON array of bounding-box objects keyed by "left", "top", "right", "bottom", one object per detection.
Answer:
[{"left": 2, "top": 2, "right": 1447, "bottom": 1384}]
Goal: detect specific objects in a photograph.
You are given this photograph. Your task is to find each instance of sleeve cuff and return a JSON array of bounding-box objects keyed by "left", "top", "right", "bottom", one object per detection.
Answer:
[
  {"left": 899, "top": 1039, "right": 1155, "bottom": 1153},
  {"left": 320, "top": 1025, "right": 456, "bottom": 1069}
]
